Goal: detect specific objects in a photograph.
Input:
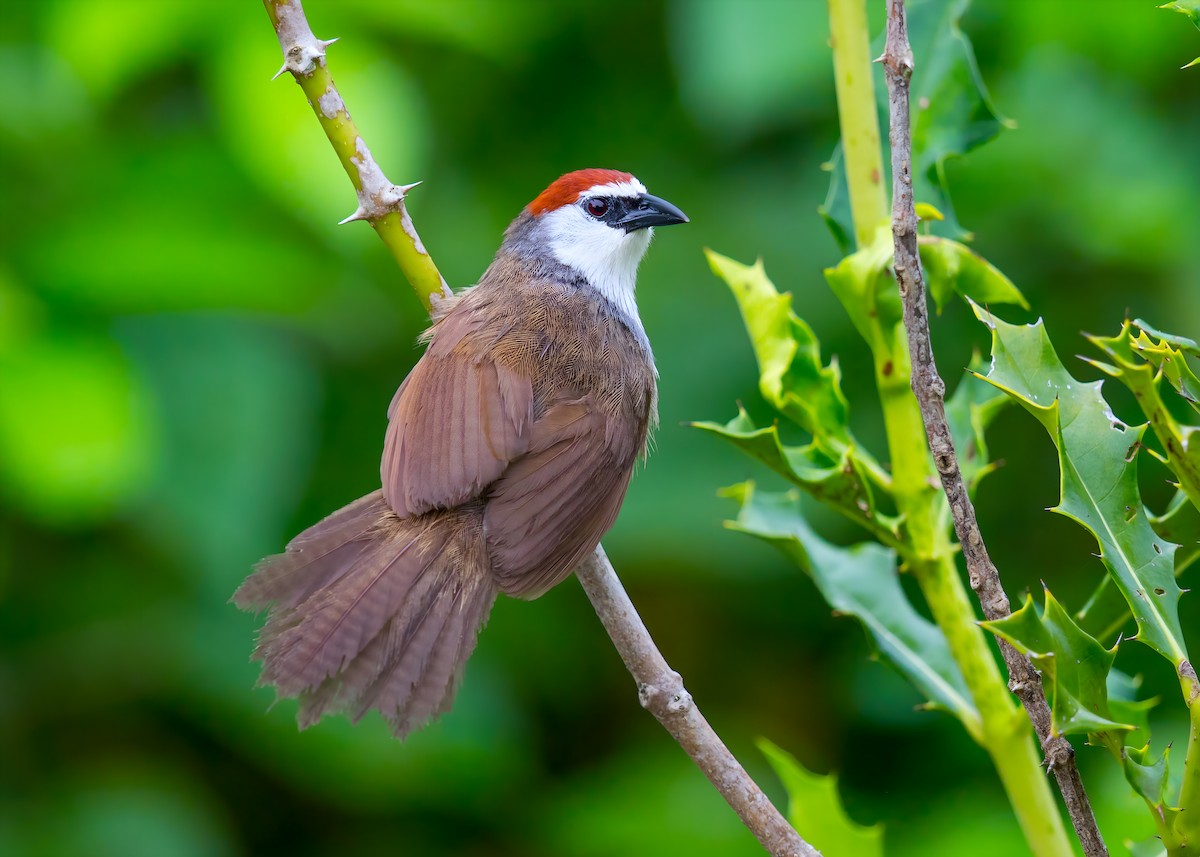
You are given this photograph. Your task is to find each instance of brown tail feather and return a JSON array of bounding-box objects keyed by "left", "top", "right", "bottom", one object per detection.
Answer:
[{"left": 233, "top": 492, "right": 497, "bottom": 737}]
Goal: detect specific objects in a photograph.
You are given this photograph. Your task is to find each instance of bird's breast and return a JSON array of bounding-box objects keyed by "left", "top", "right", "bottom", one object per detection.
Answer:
[{"left": 474, "top": 279, "right": 656, "bottom": 441}]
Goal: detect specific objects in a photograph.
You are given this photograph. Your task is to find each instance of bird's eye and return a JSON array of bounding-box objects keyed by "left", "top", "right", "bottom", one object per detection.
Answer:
[{"left": 585, "top": 197, "right": 609, "bottom": 218}]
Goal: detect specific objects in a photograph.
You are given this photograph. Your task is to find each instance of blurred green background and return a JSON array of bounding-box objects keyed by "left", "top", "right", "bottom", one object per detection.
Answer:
[{"left": 2, "top": 1, "right": 1199, "bottom": 855}]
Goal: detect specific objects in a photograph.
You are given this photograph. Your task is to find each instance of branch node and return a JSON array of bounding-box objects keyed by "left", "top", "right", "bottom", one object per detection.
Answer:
[
  {"left": 271, "top": 1, "right": 333, "bottom": 78},
  {"left": 279, "top": 40, "right": 329, "bottom": 77},
  {"left": 669, "top": 689, "right": 695, "bottom": 715}
]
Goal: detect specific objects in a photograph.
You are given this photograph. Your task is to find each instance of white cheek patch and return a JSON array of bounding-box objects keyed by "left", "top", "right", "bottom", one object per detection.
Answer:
[{"left": 540, "top": 205, "right": 654, "bottom": 356}]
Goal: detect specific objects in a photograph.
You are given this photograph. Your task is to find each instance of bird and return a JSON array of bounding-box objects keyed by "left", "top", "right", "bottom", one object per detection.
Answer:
[{"left": 232, "top": 169, "right": 688, "bottom": 738}]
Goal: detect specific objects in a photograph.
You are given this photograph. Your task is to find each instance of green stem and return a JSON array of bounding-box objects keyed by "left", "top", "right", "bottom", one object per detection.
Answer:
[
  {"left": 1174, "top": 669, "right": 1200, "bottom": 855},
  {"left": 1125, "top": 368, "right": 1200, "bottom": 854},
  {"left": 1137, "top": 375, "right": 1200, "bottom": 515},
  {"left": 829, "top": 2, "right": 1071, "bottom": 854},
  {"left": 880, "top": 344, "right": 1073, "bottom": 857},
  {"left": 828, "top": 0, "right": 888, "bottom": 249}
]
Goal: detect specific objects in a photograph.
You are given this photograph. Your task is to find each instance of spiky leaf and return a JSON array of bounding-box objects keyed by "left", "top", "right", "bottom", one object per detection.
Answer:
[
  {"left": 1152, "top": 490, "right": 1200, "bottom": 575},
  {"left": 943, "top": 354, "right": 1010, "bottom": 496},
  {"left": 1127, "top": 838, "right": 1168, "bottom": 857},
  {"left": 724, "top": 482, "right": 980, "bottom": 734},
  {"left": 972, "top": 305, "right": 1189, "bottom": 666},
  {"left": 1075, "top": 575, "right": 1131, "bottom": 648},
  {"left": 1078, "top": 489, "right": 1200, "bottom": 644},
  {"left": 757, "top": 738, "right": 884, "bottom": 857},
  {"left": 1086, "top": 322, "right": 1200, "bottom": 513},
  {"left": 1123, "top": 742, "right": 1181, "bottom": 841},
  {"left": 1162, "top": 1, "right": 1200, "bottom": 67},
  {"left": 1132, "top": 319, "right": 1200, "bottom": 413},
  {"left": 1106, "top": 670, "right": 1157, "bottom": 751},
  {"left": 984, "top": 590, "right": 1131, "bottom": 740},
  {"left": 1162, "top": 0, "right": 1200, "bottom": 29},
  {"left": 920, "top": 236, "right": 1028, "bottom": 314},
  {"left": 1124, "top": 743, "right": 1169, "bottom": 804},
  {"left": 694, "top": 409, "right": 898, "bottom": 544},
  {"left": 822, "top": 228, "right": 903, "bottom": 360},
  {"left": 705, "top": 250, "right": 888, "bottom": 484},
  {"left": 823, "top": 229, "right": 1026, "bottom": 369}
]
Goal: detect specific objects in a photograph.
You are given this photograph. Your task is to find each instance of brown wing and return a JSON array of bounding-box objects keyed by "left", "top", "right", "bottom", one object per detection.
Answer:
[
  {"left": 382, "top": 306, "right": 535, "bottom": 517},
  {"left": 482, "top": 395, "right": 642, "bottom": 599}
]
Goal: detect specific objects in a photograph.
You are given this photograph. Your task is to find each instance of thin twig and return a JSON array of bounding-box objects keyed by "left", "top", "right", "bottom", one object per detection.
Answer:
[
  {"left": 880, "top": 2, "right": 1108, "bottom": 855},
  {"left": 577, "top": 547, "right": 819, "bottom": 857},
  {"left": 262, "top": 2, "right": 816, "bottom": 854}
]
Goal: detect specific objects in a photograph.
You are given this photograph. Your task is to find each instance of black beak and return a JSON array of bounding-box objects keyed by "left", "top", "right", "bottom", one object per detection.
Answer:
[{"left": 617, "top": 193, "right": 690, "bottom": 232}]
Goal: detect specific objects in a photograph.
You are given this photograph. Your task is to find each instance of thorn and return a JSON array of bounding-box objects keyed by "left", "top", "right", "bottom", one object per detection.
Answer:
[
  {"left": 272, "top": 62, "right": 289, "bottom": 81},
  {"left": 338, "top": 206, "right": 369, "bottom": 225},
  {"left": 397, "top": 180, "right": 423, "bottom": 196},
  {"left": 318, "top": 37, "right": 340, "bottom": 49}
]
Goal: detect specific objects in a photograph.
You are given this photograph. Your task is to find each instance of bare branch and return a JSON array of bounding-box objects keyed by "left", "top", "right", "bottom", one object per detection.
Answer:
[
  {"left": 577, "top": 548, "right": 820, "bottom": 857},
  {"left": 880, "top": 2, "right": 1107, "bottom": 855},
  {"left": 260, "top": 2, "right": 816, "bottom": 853}
]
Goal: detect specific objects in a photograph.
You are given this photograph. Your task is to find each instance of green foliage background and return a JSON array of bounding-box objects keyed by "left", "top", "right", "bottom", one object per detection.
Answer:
[{"left": 2, "top": 1, "right": 1199, "bottom": 854}]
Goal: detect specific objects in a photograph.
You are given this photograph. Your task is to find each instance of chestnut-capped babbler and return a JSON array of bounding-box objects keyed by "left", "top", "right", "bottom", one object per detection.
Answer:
[{"left": 233, "top": 169, "right": 688, "bottom": 737}]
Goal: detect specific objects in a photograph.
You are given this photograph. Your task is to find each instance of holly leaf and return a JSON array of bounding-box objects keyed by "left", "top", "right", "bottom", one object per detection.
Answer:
[
  {"left": 724, "top": 482, "right": 980, "bottom": 735},
  {"left": 818, "top": 144, "right": 855, "bottom": 255},
  {"left": 1086, "top": 323, "right": 1200, "bottom": 516},
  {"left": 972, "top": 305, "right": 1189, "bottom": 667},
  {"left": 1075, "top": 575, "right": 1130, "bottom": 649},
  {"left": 1127, "top": 838, "right": 1168, "bottom": 857},
  {"left": 1123, "top": 743, "right": 1180, "bottom": 831},
  {"left": 1106, "top": 670, "right": 1157, "bottom": 751},
  {"left": 943, "top": 354, "right": 1010, "bottom": 496},
  {"left": 919, "top": 235, "right": 1028, "bottom": 314},
  {"left": 1151, "top": 490, "right": 1200, "bottom": 576},
  {"left": 704, "top": 249, "right": 891, "bottom": 494},
  {"left": 1134, "top": 318, "right": 1200, "bottom": 355},
  {"left": 823, "top": 227, "right": 904, "bottom": 360},
  {"left": 694, "top": 409, "right": 898, "bottom": 544},
  {"left": 706, "top": 251, "right": 864, "bottom": 450},
  {"left": 984, "top": 589, "right": 1131, "bottom": 741},
  {"left": 1132, "top": 319, "right": 1200, "bottom": 413},
  {"left": 757, "top": 738, "right": 884, "bottom": 857},
  {"left": 1161, "top": 1, "right": 1200, "bottom": 68},
  {"left": 821, "top": 0, "right": 1008, "bottom": 250},
  {"left": 1161, "top": 0, "right": 1200, "bottom": 29},
  {"left": 1078, "top": 488, "right": 1200, "bottom": 644}
]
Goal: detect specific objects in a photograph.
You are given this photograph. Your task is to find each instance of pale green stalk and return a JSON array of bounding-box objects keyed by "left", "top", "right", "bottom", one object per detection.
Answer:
[
  {"left": 1115, "top": 356, "right": 1200, "bottom": 853},
  {"left": 829, "top": 2, "right": 1072, "bottom": 854},
  {"left": 1174, "top": 667, "right": 1200, "bottom": 856},
  {"left": 875, "top": 305, "right": 1072, "bottom": 857},
  {"left": 828, "top": 0, "right": 888, "bottom": 249}
]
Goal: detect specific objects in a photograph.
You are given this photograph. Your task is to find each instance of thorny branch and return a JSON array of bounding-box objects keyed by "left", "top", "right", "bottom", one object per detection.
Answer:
[
  {"left": 881, "top": 2, "right": 1108, "bottom": 855},
  {"left": 263, "top": 0, "right": 448, "bottom": 311},
  {"left": 262, "top": 2, "right": 816, "bottom": 854}
]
